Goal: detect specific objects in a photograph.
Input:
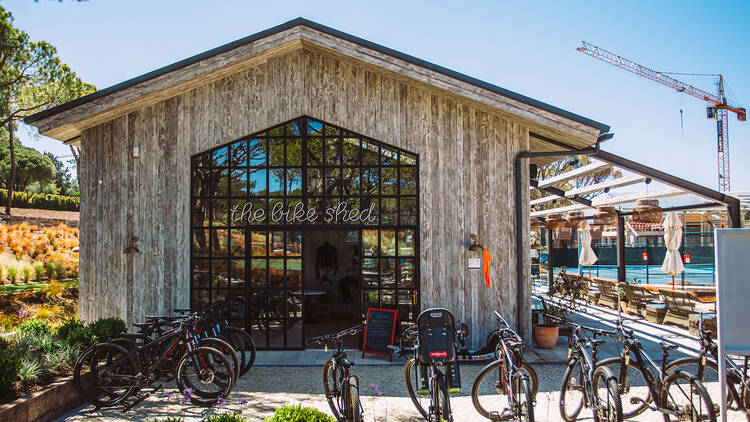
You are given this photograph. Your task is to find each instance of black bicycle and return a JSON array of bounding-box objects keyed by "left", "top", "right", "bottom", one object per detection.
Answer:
[
  {"left": 665, "top": 314, "right": 750, "bottom": 421},
  {"left": 308, "top": 324, "right": 367, "bottom": 422},
  {"left": 471, "top": 311, "right": 537, "bottom": 421},
  {"left": 595, "top": 318, "right": 716, "bottom": 421},
  {"left": 551, "top": 316, "right": 623, "bottom": 422},
  {"left": 73, "top": 316, "right": 235, "bottom": 408}
]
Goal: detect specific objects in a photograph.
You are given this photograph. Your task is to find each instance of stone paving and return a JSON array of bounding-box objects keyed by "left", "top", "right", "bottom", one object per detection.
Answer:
[{"left": 56, "top": 291, "right": 748, "bottom": 421}]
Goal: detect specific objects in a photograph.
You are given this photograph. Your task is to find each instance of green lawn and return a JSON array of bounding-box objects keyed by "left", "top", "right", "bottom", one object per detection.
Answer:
[{"left": 0, "top": 280, "right": 78, "bottom": 295}]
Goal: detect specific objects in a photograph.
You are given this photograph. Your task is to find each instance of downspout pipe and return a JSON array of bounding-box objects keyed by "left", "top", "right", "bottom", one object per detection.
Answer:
[{"left": 514, "top": 133, "right": 610, "bottom": 343}]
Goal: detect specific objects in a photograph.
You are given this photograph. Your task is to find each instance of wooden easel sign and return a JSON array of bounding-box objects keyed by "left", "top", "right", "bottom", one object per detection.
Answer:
[{"left": 362, "top": 307, "right": 399, "bottom": 361}]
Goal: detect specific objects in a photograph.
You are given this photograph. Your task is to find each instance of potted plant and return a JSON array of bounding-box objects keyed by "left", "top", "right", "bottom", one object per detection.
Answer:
[
  {"left": 533, "top": 270, "right": 587, "bottom": 349},
  {"left": 618, "top": 282, "right": 629, "bottom": 313}
]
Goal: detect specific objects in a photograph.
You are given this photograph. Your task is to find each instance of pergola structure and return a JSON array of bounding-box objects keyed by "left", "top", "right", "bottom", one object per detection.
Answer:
[{"left": 525, "top": 140, "right": 742, "bottom": 288}]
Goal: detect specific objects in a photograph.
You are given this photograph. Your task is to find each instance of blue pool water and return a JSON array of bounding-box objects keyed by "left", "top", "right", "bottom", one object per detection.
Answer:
[{"left": 564, "top": 264, "right": 715, "bottom": 286}]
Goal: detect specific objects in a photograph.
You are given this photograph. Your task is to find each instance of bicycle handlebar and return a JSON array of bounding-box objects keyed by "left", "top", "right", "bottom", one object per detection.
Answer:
[
  {"left": 308, "top": 324, "right": 367, "bottom": 345},
  {"left": 544, "top": 314, "right": 618, "bottom": 339}
]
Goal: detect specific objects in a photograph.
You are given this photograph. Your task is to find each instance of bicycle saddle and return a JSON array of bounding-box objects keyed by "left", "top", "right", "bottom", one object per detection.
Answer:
[
  {"left": 660, "top": 342, "right": 678, "bottom": 352},
  {"left": 590, "top": 339, "right": 607, "bottom": 347}
]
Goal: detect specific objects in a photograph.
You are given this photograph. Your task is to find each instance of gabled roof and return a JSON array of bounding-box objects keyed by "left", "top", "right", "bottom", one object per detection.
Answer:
[{"left": 25, "top": 18, "right": 610, "bottom": 142}]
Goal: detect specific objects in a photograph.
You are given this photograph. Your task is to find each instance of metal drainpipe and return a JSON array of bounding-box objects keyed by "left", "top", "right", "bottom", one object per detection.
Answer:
[{"left": 514, "top": 133, "right": 610, "bottom": 343}]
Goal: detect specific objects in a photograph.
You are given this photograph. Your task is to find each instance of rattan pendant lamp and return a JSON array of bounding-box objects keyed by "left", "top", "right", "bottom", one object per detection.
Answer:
[{"left": 632, "top": 178, "right": 663, "bottom": 223}]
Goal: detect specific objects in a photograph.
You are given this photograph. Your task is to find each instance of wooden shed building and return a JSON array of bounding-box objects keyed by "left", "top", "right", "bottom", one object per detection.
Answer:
[{"left": 26, "top": 19, "right": 609, "bottom": 349}]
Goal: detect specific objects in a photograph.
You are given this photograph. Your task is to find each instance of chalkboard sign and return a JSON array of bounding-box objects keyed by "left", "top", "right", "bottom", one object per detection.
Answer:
[{"left": 362, "top": 308, "right": 399, "bottom": 361}]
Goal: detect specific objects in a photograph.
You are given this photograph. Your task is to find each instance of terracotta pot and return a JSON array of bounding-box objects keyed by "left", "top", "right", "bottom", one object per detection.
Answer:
[{"left": 533, "top": 324, "right": 559, "bottom": 349}]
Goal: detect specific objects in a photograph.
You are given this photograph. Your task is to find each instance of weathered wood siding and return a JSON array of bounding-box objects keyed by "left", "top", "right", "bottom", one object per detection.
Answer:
[{"left": 79, "top": 46, "right": 531, "bottom": 346}]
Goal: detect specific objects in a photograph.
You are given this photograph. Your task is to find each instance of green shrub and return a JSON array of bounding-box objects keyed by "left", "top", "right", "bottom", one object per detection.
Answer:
[
  {"left": 53, "top": 261, "right": 66, "bottom": 280},
  {"left": 33, "top": 262, "right": 44, "bottom": 282},
  {"left": 87, "top": 317, "right": 126, "bottom": 343},
  {"left": 44, "top": 262, "right": 56, "bottom": 280},
  {"left": 205, "top": 414, "right": 249, "bottom": 422},
  {"left": 17, "top": 356, "right": 42, "bottom": 383},
  {"left": 7, "top": 266, "right": 17, "bottom": 283},
  {"left": 18, "top": 320, "right": 52, "bottom": 336},
  {"left": 22, "top": 265, "right": 31, "bottom": 283},
  {"left": 12, "top": 329, "right": 57, "bottom": 356},
  {"left": 61, "top": 324, "right": 95, "bottom": 348},
  {"left": 0, "top": 189, "right": 79, "bottom": 211},
  {"left": 55, "top": 317, "right": 83, "bottom": 341},
  {"left": 0, "top": 349, "right": 20, "bottom": 393},
  {"left": 45, "top": 341, "right": 81, "bottom": 371},
  {"left": 265, "top": 405, "right": 335, "bottom": 422},
  {"left": 145, "top": 418, "right": 183, "bottom": 422}
]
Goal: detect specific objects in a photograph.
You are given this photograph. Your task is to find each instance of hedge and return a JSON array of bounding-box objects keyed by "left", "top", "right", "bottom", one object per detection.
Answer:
[{"left": 0, "top": 189, "right": 79, "bottom": 211}]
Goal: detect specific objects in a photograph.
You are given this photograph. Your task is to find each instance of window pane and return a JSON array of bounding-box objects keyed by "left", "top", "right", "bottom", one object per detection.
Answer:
[
  {"left": 342, "top": 167, "right": 360, "bottom": 196},
  {"left": 212, "top": 228, "right": 229, "bottom": 257},
  {"left": 230, "top": 140, "right": 248, "bottom": 167},
  {"left": 194, "top": 289, "right": 210, "bottom": 310},
  {"left": 269, "top": 170, "right": 284, "bottom": 196},
  {"left": 286, "top": 168, "right": 302, "bottom": 196},
  {"left": 400, "top": 152, "right": 417, "bottom": 165},
  {"left": 306, "top": 198, "right": 326, "bottom": 225},
  {"left": 400, "top": 197, "right": 417, "bottom": 225},
  {"left": 398, "top": 258, "right": 416, "bottom": 288},
  {"left": 362, "top": 167, "right": 379, "bottom": 196},
  {"left": 324, "top": 167, "right": 341, "bottom": 196},
  {"left": 212, "top": 146, "right": 229, "bottom": 167},
  {"left": 308, "top": 119, "right": 323, "bottom": 136},
  {"left": 251, "top": 231, "right": 267, "bottom": 256},
  {"left": 287, "top": 137, "right": 302, "bottom": 166},
  {"left": 210, "top": 168, "right": 229, "bottom": 197},
  {"left": 364, "top": 290, "right": 379, "bottom": 308},
  {"left": 381, "top": 168, "right": 398, "bottom": 195},
  {"left": 286, "top": 231, "right": 302, "bottom": 256},
  {"left": 400, "top": 166, "right": 417, "bottom": 195},
  {"left": 211, "top": 199, "right": 229, "bottom": 226},
  {"left": 230, "top": 259, "right": 245, "bottom": 288},
  {"left": 342, "top": 137, "right": 360, "bottom": 165},
  {"left": 192, "top": 168, "right": 211, "bottom": 197},
  {"left": 307, "top": 168, "right": 323, "bottom": 196},
  {"left": 398, "top": 291, "right": 416, "bottom": 321},
  {"left": 325, "top": 138, "right": 341, "bottom": 166},
  {"left": 247, "top": 198, "right": 267, "bottom": 225},
  {"left": 286, "top": 121, "right": 302, "bottom": 136},
  {"left": 398, "top": 229, "right": 415, "bottom": 256},
  {"left": 248, "top": 138, "right": 266, "bottom": 167},
  {"left": 307, "top": 138, "right": 323, "bottom": 165},
  {"left": 191, "top": 259, "right": 210, "bottom": 289},
  {"left": 381, "top": 290, "right": 396, "bottom": 306},
  {"left": 211, "top": 260, "right": 229, "bottom": 290},
  {"left": 229, "top": 169, "right": 248, "bottom": 196},
  {"left": 381, "top": 229, "right": 396, "bottom": 256},
  {"left": 192, "top": 199, "right": 210, "bottom": 226},
  {"left": 286, "top": 259, "right": 302, "bottom": 288},
  {"left": 230, "top": 229, "right": 245, "bottom": 257},
  {"left": 381, "top": 198, "right": 397, "bottom": 225},
  {"left": 361, "top": 198, "right": 379, "bottom": 226},
  {"left": 362, "top": 141, "right": 379, "bottom": 165},
  {"left": 380, "top": 258, "right": 396, "bottom": 288},
  {"left": 362, "top": 229, "right": 378, "bottom": 256},
  {"left": 251, "top": 259, "right": 267, "bottom": 287},
  {"left": 270, "top": 232, "right": 284, "bottom": 257},
  {"left": 193, "top": 153, "right": 210, "bottom": 168},
  {"left": 269, "top": 259, "right": 284, "bottom": 287},
  {"left": 362, "top": 258, "right": 378, "bottom": 288},
  {"left": 192, "top": 229, "right": 210, "bottom": 257},
  {"left": 381, "top": 146, "right": 398, "bottom": 166},
  {"left": 248, "top": 169, "right": 267, "bottom": 196},
  {"left": 268, "top": 139, "right": 285, "bottom": 166}
]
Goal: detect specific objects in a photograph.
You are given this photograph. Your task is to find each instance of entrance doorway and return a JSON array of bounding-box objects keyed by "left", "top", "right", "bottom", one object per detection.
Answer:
[{"left": 190, "top": 116, "right": 420, "bottom": 350}]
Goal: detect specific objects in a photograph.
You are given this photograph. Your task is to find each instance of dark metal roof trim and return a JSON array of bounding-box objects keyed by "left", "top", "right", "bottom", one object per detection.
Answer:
[{"left": 25, "top": 18, "right": 610, "bottom": 133}]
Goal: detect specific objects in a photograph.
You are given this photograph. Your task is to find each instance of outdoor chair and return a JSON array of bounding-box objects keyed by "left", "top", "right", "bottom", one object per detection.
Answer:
[
  {"left": 595, "top": 279, "right": 619, "bottom": 310},
  {"left": 585, "top": 277, "right": 601, "bottom": 305},
  {"left": 658, "top": 288, "right": 714, "bottom": 329},
  {"left": 622, "top": 283, "right": 660, "bottom": 318}
]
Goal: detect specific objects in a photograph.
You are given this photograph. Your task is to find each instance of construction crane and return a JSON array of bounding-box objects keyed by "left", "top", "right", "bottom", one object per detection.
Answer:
[{"left": 577, "top": 41, "right": 746, "bottom": 191}]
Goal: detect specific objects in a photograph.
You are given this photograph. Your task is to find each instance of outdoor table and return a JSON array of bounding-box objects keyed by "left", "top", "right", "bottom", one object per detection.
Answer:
[
  {"left": 298, "top": 290, "right": 327, "bottom": 323},
  {"left": 645, "top": 303, "right": 667, "bottom": 324}
]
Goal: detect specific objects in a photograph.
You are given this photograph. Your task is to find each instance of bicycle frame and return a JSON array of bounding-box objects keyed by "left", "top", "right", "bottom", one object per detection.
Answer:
[{"left": 568, "top": 328, "right": 603, "bottom": 411}]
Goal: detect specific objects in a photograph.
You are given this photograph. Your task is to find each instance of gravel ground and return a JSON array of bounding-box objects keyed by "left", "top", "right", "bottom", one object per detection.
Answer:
[{"left": 56, "top": 363, "right": 747, "bottom": 421}]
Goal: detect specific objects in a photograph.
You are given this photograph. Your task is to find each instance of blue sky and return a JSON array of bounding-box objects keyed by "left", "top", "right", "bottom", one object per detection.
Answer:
[{"left": 5, "top": 0, "right": 750, "bottom": 193}]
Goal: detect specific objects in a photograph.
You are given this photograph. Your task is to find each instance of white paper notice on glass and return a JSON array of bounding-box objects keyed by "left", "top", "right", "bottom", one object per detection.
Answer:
[{"left": 468, "top": 258, "right": 481, "bottom": 270}]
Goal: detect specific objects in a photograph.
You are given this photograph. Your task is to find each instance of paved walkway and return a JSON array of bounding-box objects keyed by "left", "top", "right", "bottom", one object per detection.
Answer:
[{"left": 56, "top": 292, "right": 747, "bottom": 421}]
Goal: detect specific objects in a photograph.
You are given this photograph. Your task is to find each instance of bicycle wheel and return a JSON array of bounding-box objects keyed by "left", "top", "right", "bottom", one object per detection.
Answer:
[
  {"left": 175, "top": 346, "right": 234, "bottom": 405},
  {"left": 560, "top": 358, "right": 586, "bottom": 422},
  {"left": 666, "top": 357, "right": 734, "bottom": 414},
  {"left": 511, "top": 374, "right": 535, "bottom": 422},
  {"left": 198, "top": 337, "right": 240, "bottom": 386},
  {"left": 348, "top": 375, "right": 363, "bottom": 422},
  {"left": 223, "top": 326, "right": 256, "bottom": 376},
  {"left": 597, "top": 356, "right": 651, "bottom": 418},
  {"left": 520, "top": 361, "right": 539, "bottom": 399},
  {"left": 472, "top": 359, "right": 510, "bottom": 420},
  {"left": 434, "top": 372, "right": 451, "bottom": 422},
  {"left": 404, "top": 358, "right": 430, "bottom": 420},
  {"left": 73, "top": 343, "right": 137, "bottom": 408},
  {"left": 323, "top": 359, "right": 344, "bottom": 420},
  {"left": 592, "top": 366, "right": 623, "bottom": 422},
  {"left": 662, "top": 370, "right": 716, "bottom": 422}
]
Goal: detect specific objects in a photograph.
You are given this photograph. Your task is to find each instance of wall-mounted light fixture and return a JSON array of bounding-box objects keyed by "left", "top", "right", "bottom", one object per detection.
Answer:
[
  {"left": 469, "top": 234, "right": 483, "bottom": 251},
  {"left": 124, "top": 237, "right": 140, "bottom": 254}
]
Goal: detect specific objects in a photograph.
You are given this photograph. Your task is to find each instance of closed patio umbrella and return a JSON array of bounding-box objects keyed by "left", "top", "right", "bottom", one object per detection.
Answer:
[
  {"left": 579, "top": 221, "right": 598, "bottom": 276},
  {"left": 661, "top": 211, "right": 685, "bottom": 289}
]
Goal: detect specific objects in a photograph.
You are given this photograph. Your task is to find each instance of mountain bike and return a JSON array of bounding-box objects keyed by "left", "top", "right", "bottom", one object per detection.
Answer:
[
  {"left": 549, "top": 315, "right": 623, "bottom": 422},
  {"left": 308, "top": 324, "right": 367, "bottom": 422},
  {"left": 595, "top": 318, "right": 716, "bottom": 421},
  {"left": 73, "top": 316, "right": 234, "bottom": 409},
  {"left": 471, "top": 311, "right": 537, "bottom": 421},
  {"left": 665, "top": 313, "right": 750, "bottom": 421}
]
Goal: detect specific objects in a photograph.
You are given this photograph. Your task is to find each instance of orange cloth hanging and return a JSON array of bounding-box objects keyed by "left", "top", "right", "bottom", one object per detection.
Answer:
[{"left": 483, "top": 247, "right": 492, "bottom": 287}]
